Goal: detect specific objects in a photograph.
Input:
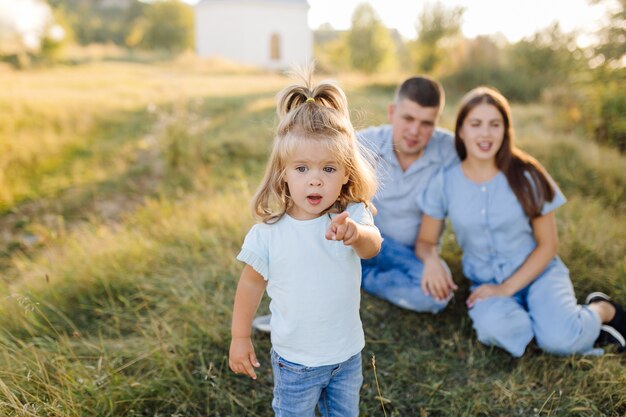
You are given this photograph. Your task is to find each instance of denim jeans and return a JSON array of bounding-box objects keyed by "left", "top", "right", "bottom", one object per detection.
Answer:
[
  {"left": 361, "top": 234, "right": 450, "bottom": 313},
  {"left": 270, "top": 349, "right": 363, "bottom": 417}
]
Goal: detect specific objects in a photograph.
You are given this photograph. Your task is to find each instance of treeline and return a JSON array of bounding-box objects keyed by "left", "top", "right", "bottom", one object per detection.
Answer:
[
  {"left": 316, "top": 1, "right": 625, "bottom": 152},
  {"left": 4, "top": 0, "right": 624, "bottom": 151},
  {"left": 47, "top": 0, "right": 194, "bottom": 52}
]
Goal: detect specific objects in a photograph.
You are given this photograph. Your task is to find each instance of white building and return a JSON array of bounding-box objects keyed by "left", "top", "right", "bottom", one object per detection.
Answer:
[{"left": 194, "top": 0, "right": 312, "bottom": 70}]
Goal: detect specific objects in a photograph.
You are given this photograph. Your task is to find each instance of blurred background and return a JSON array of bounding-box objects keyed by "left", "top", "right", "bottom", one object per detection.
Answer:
[{"left": 1, "top": 0, "right": 624, "bottom": 150}]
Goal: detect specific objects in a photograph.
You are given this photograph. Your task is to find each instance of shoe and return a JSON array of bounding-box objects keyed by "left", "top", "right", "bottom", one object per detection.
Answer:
[
  {"left": 586, "top": 292, "right": 626, "bottom": 352},
  {"left": 252, "top": 314, "right": 271, "bottom": 333},
  {"left": 585, "top": 291, "right": 611, "bottom": 305}
]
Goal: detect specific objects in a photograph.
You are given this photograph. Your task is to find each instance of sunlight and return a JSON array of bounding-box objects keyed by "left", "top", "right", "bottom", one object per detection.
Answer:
[
  {"left": 307, "top": 0, "right": 612, "bottom": 44},
  {"left": 0, "top": 0, "right": 51, "bottom": 49}
]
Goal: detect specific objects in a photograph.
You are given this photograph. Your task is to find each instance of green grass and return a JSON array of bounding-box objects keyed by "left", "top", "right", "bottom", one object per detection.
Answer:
[{"left": 0, "top": 60, "right": 624, "bottom": 416}]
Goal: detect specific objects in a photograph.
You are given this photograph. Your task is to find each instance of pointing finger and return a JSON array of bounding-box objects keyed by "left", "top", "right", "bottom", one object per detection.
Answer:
[{"left": 332, "top": 211, "right": 350, "bottom": 226}]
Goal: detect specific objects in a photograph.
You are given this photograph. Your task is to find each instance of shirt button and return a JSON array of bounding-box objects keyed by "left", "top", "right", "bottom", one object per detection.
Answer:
[
  {"left": 481, "top": 209, "right": 486, "bottom": 215},
  {"left": 481, "top": 186, "right": 487, "bottom": 192}
]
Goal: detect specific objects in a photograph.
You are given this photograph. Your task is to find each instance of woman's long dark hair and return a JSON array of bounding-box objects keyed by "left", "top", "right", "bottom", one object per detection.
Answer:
[{"left": 454, "top": 86, "right": 555, "bottom": 219}]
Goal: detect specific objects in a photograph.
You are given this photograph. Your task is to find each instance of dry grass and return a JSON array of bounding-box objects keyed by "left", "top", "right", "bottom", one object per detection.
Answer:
[{"left": 0, "top": 58, "right": 624, "bottom": 416}]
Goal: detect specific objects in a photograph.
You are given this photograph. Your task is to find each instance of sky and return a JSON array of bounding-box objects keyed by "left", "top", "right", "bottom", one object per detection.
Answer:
[
  {"left": 306, "top": 0, "right": 613, "bottom": 44},
  {"left": 1, "top": 0, "right": 614, "bottom": 49}
]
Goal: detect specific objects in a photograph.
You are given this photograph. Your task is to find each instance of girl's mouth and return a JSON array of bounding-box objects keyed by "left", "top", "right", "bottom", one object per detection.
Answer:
[{"left": 307, "top": 195, "right": 322, "bottom": 205}]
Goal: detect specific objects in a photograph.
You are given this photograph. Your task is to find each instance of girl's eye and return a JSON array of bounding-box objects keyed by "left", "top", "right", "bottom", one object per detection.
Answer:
[
  {"left": 323, "top": 167, "right": 336, "bottom": 173},
  {"left": 296, "top": 166, "right": 307, "bottom": 173}
]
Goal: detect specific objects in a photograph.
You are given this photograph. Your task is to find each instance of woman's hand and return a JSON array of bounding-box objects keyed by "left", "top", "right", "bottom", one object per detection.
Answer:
[{"left": 466, "top": 283, "right": 510, "bottom": 308}]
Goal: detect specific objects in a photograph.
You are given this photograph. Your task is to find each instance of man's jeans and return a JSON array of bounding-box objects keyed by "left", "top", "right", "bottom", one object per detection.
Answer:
[
  {"left": 361, "top": 235, "right": 450, "bottom": 313},
  {"left": 270, "top": 349, "right": 362, "bottom": 417}
]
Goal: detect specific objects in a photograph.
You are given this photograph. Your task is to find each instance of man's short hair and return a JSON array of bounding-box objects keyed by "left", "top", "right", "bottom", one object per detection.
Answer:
[{"left": 394, "top": 76, "right": 445, "bottom": 114}]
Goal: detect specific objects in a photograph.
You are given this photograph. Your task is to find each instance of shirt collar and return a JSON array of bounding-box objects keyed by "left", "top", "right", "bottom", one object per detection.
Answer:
[{"left": 380, "top": 128, "right": 446, "bottom": 170}]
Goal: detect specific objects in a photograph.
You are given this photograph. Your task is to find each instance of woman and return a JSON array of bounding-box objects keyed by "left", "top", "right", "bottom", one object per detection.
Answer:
[{"left": 415, "top": 86, "right": 625, "bottom": 357}]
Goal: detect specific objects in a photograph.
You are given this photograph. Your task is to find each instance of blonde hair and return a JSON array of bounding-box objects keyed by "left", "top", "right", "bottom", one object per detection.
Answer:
[{"left": 252, "top": 64, "right": 377, "bottom": 223}]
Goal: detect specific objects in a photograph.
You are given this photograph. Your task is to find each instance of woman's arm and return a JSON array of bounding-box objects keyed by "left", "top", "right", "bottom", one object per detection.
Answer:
[
  {"left": 415, "top": 215, "right": 457, "bottom": 301},
  {"left": 229, "top": 265, "right": 268, "bottom": 380},
  {"left": 467, "top": 212, "right": 558, "bottom": 307}
]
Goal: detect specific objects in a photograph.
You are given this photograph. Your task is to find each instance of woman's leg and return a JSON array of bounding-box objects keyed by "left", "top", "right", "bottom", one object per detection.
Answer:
[
  {"left": 468, "top": 295, "right": 534, "bottom": 357},
  {"left": 527, "top": 258, "right": 601, "bottom": 355}
]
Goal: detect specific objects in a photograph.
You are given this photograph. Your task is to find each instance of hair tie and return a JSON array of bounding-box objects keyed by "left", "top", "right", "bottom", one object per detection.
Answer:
[{"left": 305, "top": 97, "right": 315, "bottom": 103}]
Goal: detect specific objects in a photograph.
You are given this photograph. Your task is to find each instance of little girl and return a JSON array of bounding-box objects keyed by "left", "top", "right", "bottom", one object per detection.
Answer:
[
  {"left": 229, "top": 67, "right": 381, "bottom": 416},
  {"left": 416, "top": 86, "right": 625, "bottom": 357}
]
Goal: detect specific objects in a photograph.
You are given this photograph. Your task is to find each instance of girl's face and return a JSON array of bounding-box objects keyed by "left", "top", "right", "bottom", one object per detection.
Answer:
[
  {"left": 283, "top": 141, "right": 349, "bottom": 220},
  {"left": 459, "top": 103, "right": 505, "bottom": 163}
]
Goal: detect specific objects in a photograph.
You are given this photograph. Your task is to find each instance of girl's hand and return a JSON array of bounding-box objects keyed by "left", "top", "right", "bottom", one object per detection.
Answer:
[
  {"left": 229, "top": 337, "right": 261, "bottom": 380},
  {"left": 326, "top": 211, "right": 359, "bottom": 245},
  {"left": 422, "top": 260, "right": 457, "bottom": 301},
  {"left": 466, "top": 284, "right": 509, "bottom": 308}
]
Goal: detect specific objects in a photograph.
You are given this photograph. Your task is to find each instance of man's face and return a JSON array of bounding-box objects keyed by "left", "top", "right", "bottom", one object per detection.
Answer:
[{"left": 388, "top": 98, "right": 439, "bottom": 161}]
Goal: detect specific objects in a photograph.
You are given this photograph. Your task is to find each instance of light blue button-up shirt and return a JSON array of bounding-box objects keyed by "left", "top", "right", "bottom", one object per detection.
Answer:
[
  {"left": 358, "top": 125, "right": 457, "bottom": 247},
  {"left": 420, "top": 163, "right": 566, "bottom": 284}
]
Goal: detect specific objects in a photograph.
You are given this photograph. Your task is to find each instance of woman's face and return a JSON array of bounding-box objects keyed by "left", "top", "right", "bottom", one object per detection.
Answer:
[{"left": 458, "top": 102, "right": 505, "bottom": 162}]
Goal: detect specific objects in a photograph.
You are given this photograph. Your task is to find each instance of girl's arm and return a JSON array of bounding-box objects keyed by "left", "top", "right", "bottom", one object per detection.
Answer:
[
  {"left": 467, "top": 212, "right": 558, "bottom": 307},
  {"left": 326, "top": 211, "right": 382, "bottom": 259},
  {"left": 415, "top": 214, "right": 457, "bottom": 301},
  {"left": 229, "top": 264, "right": 268, "bottom": 380}
]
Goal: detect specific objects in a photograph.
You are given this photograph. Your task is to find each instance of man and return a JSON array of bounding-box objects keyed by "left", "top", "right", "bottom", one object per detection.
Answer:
[
  {"left": 252, "top": 76, "right": 458, "bottom": 332},
  {"left": 358, "top": 75, "right": 458, "bottom": 313}
]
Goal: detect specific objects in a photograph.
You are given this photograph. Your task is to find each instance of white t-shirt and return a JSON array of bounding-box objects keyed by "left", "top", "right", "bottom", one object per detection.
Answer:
[{"left": 237, "top": 202, "right": 376, "bottom": 366}]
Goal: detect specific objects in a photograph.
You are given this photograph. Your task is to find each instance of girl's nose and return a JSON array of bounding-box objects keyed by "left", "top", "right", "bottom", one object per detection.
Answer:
[{"left": 309, "top": 176, "right": 322, "bottom": 186}]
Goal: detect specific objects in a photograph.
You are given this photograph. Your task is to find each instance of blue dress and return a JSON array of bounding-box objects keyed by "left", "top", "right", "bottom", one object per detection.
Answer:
[{"left": 420, "top": 163, "right": 602, "bottom": 356}]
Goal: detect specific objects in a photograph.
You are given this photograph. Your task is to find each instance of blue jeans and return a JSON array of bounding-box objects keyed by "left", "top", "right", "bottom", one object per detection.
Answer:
[
  {"left": 270, "top": 349, "right": 363, "bottom": 417},
  {"left": 361, "top": 235, "right": 450, "bottom": 313}
]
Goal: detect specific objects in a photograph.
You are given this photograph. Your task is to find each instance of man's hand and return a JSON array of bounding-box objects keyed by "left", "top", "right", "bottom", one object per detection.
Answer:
[{"left": 421, "top": 259, "right": 457, "bottom": 301}]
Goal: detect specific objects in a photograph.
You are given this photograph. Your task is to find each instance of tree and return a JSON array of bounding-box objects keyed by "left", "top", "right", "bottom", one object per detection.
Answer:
[
  {"left": 313, "top": 23, "right": 351, "bottom": 72},
  {"left": 346, "top": 3, "right": 396, "bottom": 73},
  {"left": 590, "top": 0, "right": 625, "bottom": 66},
  {"left": 137, "top": 0, "right": 194, "bottom": 53},
  {"left": 47, "top": 0, "right": 144, "bottom": 46},
  {"left": 506, "top": 23, "right": 584, "bottom": 100},
  {"left": 412, "top": 1, "right": 463, "bottom": 73},
  {"left": 585, "top": 0, "right": 626, "bottom": 151}
]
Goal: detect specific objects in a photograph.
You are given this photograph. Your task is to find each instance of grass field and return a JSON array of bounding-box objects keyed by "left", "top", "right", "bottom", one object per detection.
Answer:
[{"left": 0, "top": 58, "right": 624, "bottom": 416}]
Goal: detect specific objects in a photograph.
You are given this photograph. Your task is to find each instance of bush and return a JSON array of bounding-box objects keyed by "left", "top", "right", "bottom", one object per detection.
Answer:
[
  {"left": 595, "top": 88, "right": 626, "bottom": 152},
  {"left": 441, "top": 66, "right": 540, "bottom": 103}
]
